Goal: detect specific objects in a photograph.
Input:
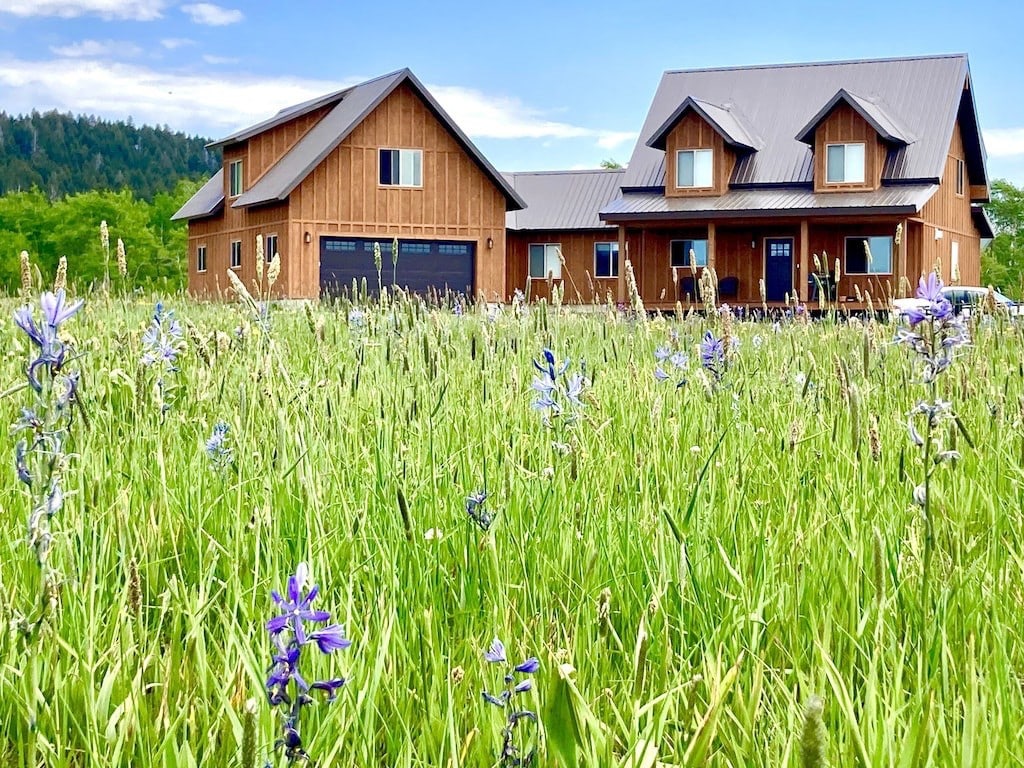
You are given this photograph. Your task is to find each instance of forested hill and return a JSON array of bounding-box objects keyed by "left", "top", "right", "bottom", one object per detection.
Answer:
[{"left": 0, "top": 111, "right": 221, "bottom": 200}]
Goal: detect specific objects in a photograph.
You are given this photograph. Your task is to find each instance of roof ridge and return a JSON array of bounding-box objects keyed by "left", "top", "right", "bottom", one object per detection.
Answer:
[
  {"left": 505, "top": 168, "right": 625, "bottom": 176},
  {"left": 664, "top": 53, "right": 967, "bottom": 75}
]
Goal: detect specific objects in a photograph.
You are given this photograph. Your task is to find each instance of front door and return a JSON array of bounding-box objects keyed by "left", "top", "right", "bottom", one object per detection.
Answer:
[{"left": 764, "top": 238, "right": 793, "bottom": 302}]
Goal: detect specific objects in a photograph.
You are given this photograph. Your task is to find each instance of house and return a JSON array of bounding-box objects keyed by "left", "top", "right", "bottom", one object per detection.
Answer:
[
  {"left": 173, "top": 69, "right": 525, "bottom": 299},
  {"left": 593, "top": 54, "right": 993, "bottom": 309}
]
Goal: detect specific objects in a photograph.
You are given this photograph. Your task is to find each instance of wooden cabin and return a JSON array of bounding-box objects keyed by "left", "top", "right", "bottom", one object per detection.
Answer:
[
  {"left": 173, "top": 69, "right": 524, "bottom": 300},
  {"left": 593, "top": 54, "right": 993, "bottom": 311}
]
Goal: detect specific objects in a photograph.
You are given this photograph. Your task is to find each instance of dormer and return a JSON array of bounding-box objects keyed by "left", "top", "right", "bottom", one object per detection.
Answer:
[
  {"left": 647, "top": 97, "right": 760, "bottom": 198},
  {"left": 796, "top": 89, "right": 912, "bottom": 193}
]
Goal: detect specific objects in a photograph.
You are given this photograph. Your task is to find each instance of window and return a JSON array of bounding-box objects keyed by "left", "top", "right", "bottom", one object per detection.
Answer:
[
  {"left": 955, "top": 158, "right": 965, "bottom": 196},
  {"left": 379, "top": 149, "right": 423, "bottom": 187},
  {"left": 826, "top": 143, "right": 865, "bottom": 184},
  {"left": 670, "top": 239, "right": 708, "bottom": 268},
  {"left": 229, "top": 160, "right": 243, "bottom": 197},
  {"left": 528, "top": 243, "right": 561, "bottom": 279},
  {"left": 844, "top": 236, "right": 892, "bottom": 274},
  {"left": 438, "top": 244, "right": 470, "bottom": 255},
  {"left": 324, "top": 240, "right": 357, "bottom": 251},
  {"left": 230, "top": 240, "right": 242, "bottom": 270},
  {"left": 265, "top": 234, "right": 278, "bottom": 263},
  {"left": 594, "top": 242, "right": 619, "bottom": 278},
  {"left": 196, "top": 245, "right": 207, "bottom": 273},
  {"left": 676, "top": 149, "right": 713, "bottom": 188}
]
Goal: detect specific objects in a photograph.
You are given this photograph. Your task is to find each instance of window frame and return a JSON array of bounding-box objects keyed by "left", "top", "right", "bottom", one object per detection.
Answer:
[
  {"left": 593, "top": 241, "right": 619, "bottom": 279},
  {"left": 675, "top": 148, "right": 714, "bottom": 189},
  {"left": 528, "top": 243, "right": 562, "bottom": 280},
  {"left": 230, "top": 239, "right": 242, "bottom": 270},
  {"left": 669, "top": 239, "right": 709, "bottom": 269},
  {"left": 843, "top": 235, "right": 893, "bottom": 275},
  {"left": 955, "top": 158, "right": 965, "bottom": 197},
  {"left": 196, "top": 244, "right": 207, "bottom": 274},
  {"left": 379, "top": 148, "right": 423, "bottom": 188},
  {"left": 229, "top": 159, "right": 243, "bottom": 197},
  {"left": 265, "top": 233, "right": 278, "bottom": 263},
  {"left": 825, "top": 142, "right": 866, "bottom": 184}
]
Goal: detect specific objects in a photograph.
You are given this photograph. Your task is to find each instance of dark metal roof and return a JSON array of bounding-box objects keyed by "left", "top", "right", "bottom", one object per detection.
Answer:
[
  {"left": 505, "top": 169, "right": 623, "bottom": 230},
  {"left": 648, "top": 97, "right": 761, "bottom": 152},
  {"left": 972, "top": 206, "right": 995, "bottom": 239},
  {"left": 170, "top": 169, "right": 224, "bottom": 221},
  {"left": 794, "top": 88, "right": 913, "bottom": 145},
  {"left": 229, "top": 68, "right": 524, "bottom": 212},
  {"left": 600, "top": 184, "right": 937, "bottom": 222},
  {"left": 623, "top": 54, "right": 974, "bottom": 189}
]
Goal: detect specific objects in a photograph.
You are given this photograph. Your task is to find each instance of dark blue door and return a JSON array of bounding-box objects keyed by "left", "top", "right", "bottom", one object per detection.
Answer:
[{"left": 764, "top": 238, "right": 793, "bottom": 302}]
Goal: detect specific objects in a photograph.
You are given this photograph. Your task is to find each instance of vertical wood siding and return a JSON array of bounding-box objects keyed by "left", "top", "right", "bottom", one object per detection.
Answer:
[
  {"left": 506, "top": 230, "right": 620, "bottom": 304},
  {"left": 664, "top": 112, "right": 735, "bottom": 198},
  {"left": 812, "top": 104, "right": 886, "bottom": 193}
]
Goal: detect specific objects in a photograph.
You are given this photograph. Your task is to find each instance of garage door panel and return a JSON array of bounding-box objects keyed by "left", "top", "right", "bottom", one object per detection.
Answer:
[{"left": 320, "top": 237, "right": 474, "bottom": 298}]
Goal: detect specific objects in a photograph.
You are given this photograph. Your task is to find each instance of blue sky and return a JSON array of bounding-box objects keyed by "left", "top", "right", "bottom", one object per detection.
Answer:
[{"left": 0, "top": 0, "right": 1022, "bottom": 183}]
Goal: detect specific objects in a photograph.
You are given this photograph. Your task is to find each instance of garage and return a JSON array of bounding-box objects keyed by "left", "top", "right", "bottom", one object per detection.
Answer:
[{"left": 320, "top": 237, "right": 476, "bottom": 298}]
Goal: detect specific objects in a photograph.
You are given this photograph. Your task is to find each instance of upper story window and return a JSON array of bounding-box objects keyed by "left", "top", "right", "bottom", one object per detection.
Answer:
[
  {"left": 379, "top": 148, "right": 422, "bottom": 187},
  {"left": 670, "top": 239, "right": 708, "bottom": 268},
  {"left": 229, "top": 160, "right": 243, "bottom": 197},
  {"left": 676, "top": 149, "right": 713, "bottom": 188},
  {"left": 826, "top": 143, "right": 865, "bottom": 184},
  {"left": 955, "top": 158, "right": 965, "bottom": 196},
  {"left": 230, "top": 240, "right": 242, "bottom": 270},
  {"left": 529, "top": 243, "right": 561, "bottom": 279},
  {"left": 844, "top": 236, "right": 892, "bottom": 274},
  {"left": 265, "top": 234, "right": 278, "bottom": 263},
  {"left": 594, "top": 242, "right": 619, "bottom": 278}
]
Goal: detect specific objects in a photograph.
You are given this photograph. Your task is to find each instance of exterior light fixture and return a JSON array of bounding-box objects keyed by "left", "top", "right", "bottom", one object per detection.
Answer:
[
  {"left": 487, "top": 236, "right": 494, "bottom": 249},
  {"left": 304, "top": 231, "right": 312, "bottom": 244}
]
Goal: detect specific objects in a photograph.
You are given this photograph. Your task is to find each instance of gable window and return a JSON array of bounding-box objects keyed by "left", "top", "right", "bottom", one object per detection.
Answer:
[
  {"left": 196, "top": 245, "right": 207, "bottom": 273},
  {"left": 676, "top": 149, "right": 713, "bottom": 188},
  {"left": 844, "top": 236, "right": 892, "bottom": 274},
  {"left": 826, "top": 143, "right": 865, "bottom": 184},
  {"left": 955, "top": 158, "right": 965, "bottom": 196},
  {"left": 265, "top": 234, "right": 278, "bottom": 263},
  {"left": 379, "top": 148, "right": 423, "bottom": 187},
  {"left": 230, "top": 240, "right": 242, "bottom": 270},
  {"left": 528, "top": 243, "right": 561, "bottom": 279},
  {"left": 670, "top": 239, "right": 708, "bottom": 269},
  {"left": 229, "top": 160, "right": 243, "bottom": 197},
  {"left": 594, "top": 242, "right": 619, "bottom": 278}
]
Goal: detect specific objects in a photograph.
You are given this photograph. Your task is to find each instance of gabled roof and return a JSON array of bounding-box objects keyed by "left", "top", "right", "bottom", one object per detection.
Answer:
[
  {"left": 505, "top": 169, "right": 623, "bottom": 231},
  {"left": 647, "top": 97, "right": 761, "bottom": 152},
  {"left": 174, "top": 68, "right": 525, "bottom": 221},
  {"left": 622, "top": 54, "right": 978, "bottom": 190},
  {"left": 170, "top": 169, "right": 223, "bottom": 221},
  {"left": 794, "top": 88, "right": 913, "bottom": 145}
]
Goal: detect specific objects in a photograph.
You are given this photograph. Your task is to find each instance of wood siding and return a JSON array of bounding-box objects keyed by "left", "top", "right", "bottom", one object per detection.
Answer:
[
  {"left": 813, "top": 104, "right": 886, "bottom": 193},
  {"left": 286, "top": 82, "right": 507, "bottom": 299},
  {"left": 665, "top": 112, "right": 734, "bottom": 197},
  {"left": 507, "top": 230, "right": 619, "bottom": 304},
  {"left": 187, "top": 204, "right": 289, "bottom": 297},
  {"left": 918, "top": 121, "right": 981, "bottom": 285}
]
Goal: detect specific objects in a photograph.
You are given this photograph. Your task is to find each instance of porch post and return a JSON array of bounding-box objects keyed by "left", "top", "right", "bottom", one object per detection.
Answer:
[
  {"left": 707, "top": 221, "right": 717, "bottom": 272},
  {"left": 799, "top": 219, "right": 810, "bottom": 303},
  {"left": 899, "top": 217, "right": 909, "bottom": 297},
  {"left": 617, "top": 224, "right": 627, "bottom": 304}
]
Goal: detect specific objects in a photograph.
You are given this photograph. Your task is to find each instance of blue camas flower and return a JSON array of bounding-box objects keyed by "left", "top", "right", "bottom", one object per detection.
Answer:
[
  {"left": 205, "top": 421, "right": 233, "bottom": 470},
  {"left": 141, "top": 302, "right": 185, "bottom": 415},
  {"left": 530, "top": 347, "right": 588, "bottom": 421},
  {"left": 14, "top": 289, "right": 83, "bottom": 391},
  {"left": 700, "top": 330, "right": 727, "bottom": 382},
  {"left": 266, "top": 563, "right": 351, "bottom": 764},
  {"left": 482, "top": 637, "right": 540, "bottom": 767},
  {"left": 466, "top": 490, "right": 496, "bottom": 531},
  {"left": 654, "top": 337, "right": 689, "bottom": 388}
]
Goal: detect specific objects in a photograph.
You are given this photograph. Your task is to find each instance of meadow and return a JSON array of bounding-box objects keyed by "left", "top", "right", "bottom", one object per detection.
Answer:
[{"left": 1, "top": 272, "right": 1022, "bottom": 767}]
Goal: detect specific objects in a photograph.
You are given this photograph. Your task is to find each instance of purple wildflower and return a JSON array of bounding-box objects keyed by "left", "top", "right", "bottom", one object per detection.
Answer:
[
  {"left": 482, "top": 637, "right": 540, "bottom": 766},
  {"left": 700, "top": 330, "right": 727, "bottom": 382},
  {"left": 466, "top": 490, "right": 496, "bottom": 531}
]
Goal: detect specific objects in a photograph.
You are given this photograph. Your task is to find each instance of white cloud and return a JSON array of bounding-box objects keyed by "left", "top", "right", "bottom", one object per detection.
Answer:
[
  {"left": 160, "top": 37, "right": 195, "bottom": 50},
  {"left": 0, "top": 0, "right": 164, "bottom": 20},
  {"left": 985, "top": 128, "right": 1024, "bottom": 158},
  {"left": 180, "top": 2, "right": 242, "bottom": 26},
  {"left": 0, "top": 56, "right": 633, "bottom": 154},
  {"left": 50, "top": 39, "right": 142, "bottom": 58},
  {"left": 202, "top": 54, "right": 239, "bottom": 65}
]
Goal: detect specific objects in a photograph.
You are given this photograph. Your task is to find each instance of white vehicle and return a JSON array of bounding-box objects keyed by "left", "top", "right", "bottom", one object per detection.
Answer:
[{"left": 893, "top": 286, "right": 1020, "bottom": 319}]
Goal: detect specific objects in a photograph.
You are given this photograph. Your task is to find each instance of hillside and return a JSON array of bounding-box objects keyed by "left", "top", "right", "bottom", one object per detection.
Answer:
[{"left": 0, "top": 110, "right": 221, "bottom": 200}]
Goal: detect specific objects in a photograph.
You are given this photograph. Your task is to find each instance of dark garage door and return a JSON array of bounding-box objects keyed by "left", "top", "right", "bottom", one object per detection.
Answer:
[{"left": 320, "top": 237, "right": 475, "bottom": 298}]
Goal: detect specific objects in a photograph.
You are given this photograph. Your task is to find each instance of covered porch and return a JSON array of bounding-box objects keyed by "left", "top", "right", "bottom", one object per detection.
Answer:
[{"left": 613, "top": 216, "right": 922, "bottom": 312}]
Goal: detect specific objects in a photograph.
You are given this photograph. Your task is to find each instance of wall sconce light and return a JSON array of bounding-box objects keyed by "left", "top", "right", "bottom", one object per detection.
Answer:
[
  {"left": 934, "top": 228, "right": 943, "bottom": 241},
  {"left": 304, "top": 231, "right": 312, "bottom": 244},
  {"left": 487, "top": 236, "right": 494, "bottom": 249},
  {"left": 751, "top": 237, "right": 756, "bottom": 249}
]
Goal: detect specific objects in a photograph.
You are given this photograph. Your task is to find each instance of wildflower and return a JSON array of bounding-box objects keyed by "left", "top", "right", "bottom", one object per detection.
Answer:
[
  {"left": 482, "top": 637, "right": 540, "bottom": 767},
  {"left": 266, "top": 563, "right": 351, "bottom": 763},
  {"left": 116, "top": 238, "right": 127, "bottom": 278},
  {"left": 529, "top": 347, "right": 587, "bottom": 420},
  {"left": 205, "top": 421, "right": 233, "bottom": 470},
  {"left": 15, "top": 290, "right": 83, "bottom": 391},
  {"left": 466, "top": 490, "right": 495, "bottom": 532},
  {"left": 348, "top": 308, "right": 366, "bottom": 328},
  {"left": 700, "top": 330, "right": 726, "bottom": 382}
]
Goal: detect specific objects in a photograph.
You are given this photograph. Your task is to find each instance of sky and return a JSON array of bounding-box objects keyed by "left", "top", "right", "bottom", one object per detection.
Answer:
[{"left": 0, "top": 0, "right": 1022, "bottom": 184}]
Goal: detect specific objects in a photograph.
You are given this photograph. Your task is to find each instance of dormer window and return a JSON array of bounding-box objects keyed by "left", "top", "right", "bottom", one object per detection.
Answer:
[
  {"left": 229, "top": 160, "right": 243, "bottom": 197},
  {"left": 825, "top": 143, "right": 865, "bottom": 184},
  {"left": 676, "top": 149, "right": 713, "bottom": 188}
]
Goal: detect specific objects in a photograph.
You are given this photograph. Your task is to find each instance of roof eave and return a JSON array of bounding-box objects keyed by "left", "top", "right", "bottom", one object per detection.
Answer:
[
  {"left": 795, "top": 89, "right": 911, "bottom": 146},
  {"left": 647, "top": 98, "right": 759, "bottom": 153},
  {"left": 600, "top": 204, "right": 922, "bottom": 223}
]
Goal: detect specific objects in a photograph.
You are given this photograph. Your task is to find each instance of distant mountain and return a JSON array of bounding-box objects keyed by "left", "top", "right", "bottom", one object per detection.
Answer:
[{"left": 0, "top": 110, "right": 221, "bottom": 201}]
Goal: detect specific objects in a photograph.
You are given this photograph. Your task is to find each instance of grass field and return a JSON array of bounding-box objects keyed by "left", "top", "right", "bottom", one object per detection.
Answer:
[{"left": 1, "top": 285, "right": 1022, "bottom": 767}]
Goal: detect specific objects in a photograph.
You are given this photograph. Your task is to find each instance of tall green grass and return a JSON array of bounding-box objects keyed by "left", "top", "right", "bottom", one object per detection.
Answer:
[{"left": 1, "top": 293, "right": 1022, "bottom": 766}]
